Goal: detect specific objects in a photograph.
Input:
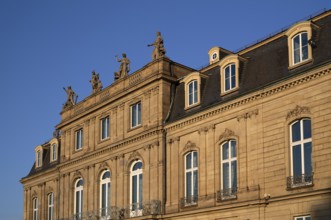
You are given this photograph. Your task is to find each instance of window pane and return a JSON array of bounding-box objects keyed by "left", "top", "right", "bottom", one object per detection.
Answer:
[
  {"left": 294, "top": 48, "right": 300, "bottom": 64},
  {"left": 132, "top": 175, "right": 137, "bottom": 203},
  {"left": 293, "top": 35, "right": 300, "bottom": 50},
  {"left": 137, "top": 103, "right": 141, "bottom": 125},
  {"left": 139, "top": 174, "right": 143, "bottom": 204},
  {"left": 231, "top": 141, "right": 236, "bottom": 157},
  {"left": 107, "top": 182, "right": 111, "bottom": 207},
  {"left": 304, "top": 142, "right": 312, "bottom": 175},
  {"left": 102, "top": 184, "right": 106, "bottom": 208},
  {"left": 193, "top": 151, "right": 198, "bottom": 168},
  {"left": 231, "top": 161, "right": 237, "bottom": 188},
  {"left": 291, "top": 121, "right": 301, "bottom": 142},
  {"left": 186, "top": 153, "right": 192, "bottom": 169},
  {"left": 223, "top": 142, "right": 229, "bottom": 160},
  {"left": 303, "top": 119, "right": 312, "bottom": 139},
  {"left": 293, "top": 145, "right": 302, "bottom": 176},
  {"left": 302, "top": 45, "right": 308, "bottom": 61},
  {"left": 132, "top": 105, "right": 136, "bottom": 127},
  {"left": 223, "top": 163, "right": 229, "bottom": 189},
  {"left": 193, "top": 170, "right": 198, "bottom": 196},
  {"left": 76, "top": 191, "right": 80, "bottom": 213},
  {"left": 186, "top": 172, "right": 192, "bottom": 197}
]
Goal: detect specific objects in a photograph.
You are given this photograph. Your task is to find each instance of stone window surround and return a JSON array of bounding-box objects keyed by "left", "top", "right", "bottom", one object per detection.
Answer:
[{"left": 219, "top": 54, "right": 240, "bottom": 96}]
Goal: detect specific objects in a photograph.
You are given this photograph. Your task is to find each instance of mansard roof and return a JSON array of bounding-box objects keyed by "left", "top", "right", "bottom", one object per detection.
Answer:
[{"left": 166, "top": 10, "right": 331, "bottom": 123}]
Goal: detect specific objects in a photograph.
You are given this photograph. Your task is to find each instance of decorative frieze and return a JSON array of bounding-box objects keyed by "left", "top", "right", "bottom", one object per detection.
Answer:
[
  {"left": 286, "top": 105, "right": 311, "bottom": 120},
  {"left": 237, "top": 109, "right": 259, "bottom": 121}
]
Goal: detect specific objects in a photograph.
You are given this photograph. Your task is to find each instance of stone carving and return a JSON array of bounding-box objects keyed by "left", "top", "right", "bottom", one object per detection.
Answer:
[
  {"left": 286, "top": 105, "right": 311, "bottom": 120},
  {"left": 237, "top": 109, "right": 259, "bottom": 121},
  {"left": 62, "top": 86, "right": 78, "bottom": 110},
  {"left": 183, "top": 141, "right": 196, "bottom": 152},
  {"left": 218, "top": 128, "right": 235, "bottom": 142},
  {"left": 89, "top": 70, "right": 103, "bottom": 94},
  {"left": 148, "top": 32, "right": 166, "bottom": 60},
  {"left": 114, "top": 53, "right": 130, "bottom": 80},
  {"left": 128, "top": 150, "right": 142, "bottom": 162}
]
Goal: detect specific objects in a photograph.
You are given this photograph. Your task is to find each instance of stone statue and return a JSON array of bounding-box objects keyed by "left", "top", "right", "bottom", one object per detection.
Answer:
[
  {"left": 114, "top": 53, "right": 130, "bottom": 80},
  {"left": 148, "top": 31, "right": 166, "bottom": 60},
  {"left": 89, "top": 70, "right": 103, "bottom": 93},
  {"left": 62, "top": 86, "right": 78, "bottom": 109}
]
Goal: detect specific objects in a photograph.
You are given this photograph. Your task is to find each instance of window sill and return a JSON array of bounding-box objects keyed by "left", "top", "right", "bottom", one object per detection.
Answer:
[
  {"left": 288, "top": 58, "right": 312, "bottom": 70},
  {"left": 221, "top": 87, "right": 239, "bottom": 96},
  {"left": 185, "top": 103, "right": 200, "bottom": 111},
  {"left": 128, "top": 124, "right": 142, "bottom": 132}
]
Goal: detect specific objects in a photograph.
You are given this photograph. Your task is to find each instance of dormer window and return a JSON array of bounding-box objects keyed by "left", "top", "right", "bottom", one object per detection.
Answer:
[
  {"left": 292, "top": 32, "right": 308, "bottom": 65},
  {"left": 181, "top": 72, "right": 206, "bottom": 109},
  {"left": 188, "top": 80, "right": 198, "bottom": 106},
  {"left": 35, "top": 146, "right": 43, "bottom": 168},
  {"left": 51, "top": 143, "right": 57, "bottom": 161},
  {"left": 219, "top": 54, "right": 240, "bottom": 95},
  {"left": 285, "top": 21, "right": 319, "bottom": 69},
  {"left": 49, "top": 138, "right": 58, "bottom": 162},
  {"left": 224, "top": 63, "right": 236, "bottom": 92}
]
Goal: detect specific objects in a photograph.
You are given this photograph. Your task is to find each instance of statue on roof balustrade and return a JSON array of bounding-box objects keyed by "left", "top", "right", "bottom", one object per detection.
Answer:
[
  {"left": 148, "top": 31, "right": 166, "bottom": 60},
  {"left": 62, "top": 86, "right": 78, "bottom": 110},
  {"left": 114, "top": 53, "right": 130, "bottom": 80},
  {"left": 90, "top": 70, "right": 103, "bottom": 93}
]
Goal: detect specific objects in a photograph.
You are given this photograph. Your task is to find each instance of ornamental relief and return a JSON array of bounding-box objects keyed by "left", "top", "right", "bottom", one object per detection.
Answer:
[
  {"left": 286, "top": 105, "right": 311, "bottom": 120},
  {"left": 237, "top": 109, "right": 259, "bottom": 121},
  {"left": 182, "top": 140, "right": 197, "bottom": 153},
  {"left": 218, "top": 128, "right": 236, "bottom": 143}
]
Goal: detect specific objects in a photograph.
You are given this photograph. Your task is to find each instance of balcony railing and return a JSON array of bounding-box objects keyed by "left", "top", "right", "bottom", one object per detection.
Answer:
[
  {"left": 180, "top": 195, "right": 198, "bottom": 208},
  {"left": 216, "top": 187, "right": 237, "bottom": 201},
  {"left": 287, "top": 174, "right": 313, "bottom": 189},
  {"left": 59, "top": 200, "right": 161, "bottom": 220}
]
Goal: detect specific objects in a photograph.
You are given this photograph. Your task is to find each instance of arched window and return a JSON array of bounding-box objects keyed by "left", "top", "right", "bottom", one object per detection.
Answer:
[
  {"left": 74, "top": 178, "right": 83, "bottom": 219},
  {"left": 100, "top": 170, "right": 111, "bottom": 218},
  {"left": 188, "top": 80, "right": 198, "bottom": 106},
  {"left": 130, "top": 161, "right": 143, "bottom": 217},
  {"left": 48, "top": 193, "right": 54, "bottom": 220},
  {"left": 289, "top": 118, "right": 313, "bottom": 187},
  {"left": 33, "top": 197, "right": 38, "bottom": 220},
  {"left": 292, "top": 32, "right": 308, "bottom": 65},
  {"left": 184, "top": 151, "right": 198, "bottom": 205},
  {"left": 36, "top": 150, "right": 42, "bottom": 167},
  {"left": 220, "top": 140, "right": 237, "bottom": 199},
  {"left": 224, "top": 63, "right": 236, "bottom": 92}
]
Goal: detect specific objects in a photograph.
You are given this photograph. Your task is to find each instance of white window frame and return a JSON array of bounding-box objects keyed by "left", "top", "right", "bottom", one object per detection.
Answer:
[
  {"left": 130, "top": 161, "right": 143, "bottom": 217},
  {"left": 294, "top": 215, "right": 311, "bottom": 220},
  {"left": 48, "top": 193, "right": 54, "bottom": 220},
  {"left": 290, "top": 118, "right": 312, "bottom": 185},
  {"left": 36, "top": 150, "right": 42, "bottom": 167},
  {"left": 100, "top": 170, "right": 111, "bottom": 218},
  {"left": 188, "top": 80, "right": 198, "bottom": 106},
  {"left": 33, "top": 197, "right": 38, "bottom": 220},
  {"left": 224, "top": 63, "right": 236, "bottom": 92},
  {"left": 51, "top": 144, "right": 57, "bottom": 161},
  {"left": 75, "top": 129, "right": 83, "bottom": 150},
  {"left": 184, "top": 151, "right": 198, "bottom": 205},
  {"left": 220, "top": 140, "right": 237, "bottom": 199},
  {"left": 292, "top": 32, "right": 308, "bottom": 65},
  {"left": 100, "top": 117, "right": 110, "bottom": 140},
  {"left": 130, "top": 102, "right": 141, "bottom": 129},
  {"left": 74, "top": 178, "right": 83, "bottom": 218}
]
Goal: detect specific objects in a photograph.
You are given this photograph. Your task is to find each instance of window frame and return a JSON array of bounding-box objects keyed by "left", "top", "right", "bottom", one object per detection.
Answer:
[
  {"left": 33, "top": 197, "right": 38, "bottom": 220},
  {"left": 294, "top": 215, "right": 311, "bottom": 220},
  {"left": 223, "top": 63, "right": 237, "bottom": 93},
  {"left": 220, "top": 140, "right": 237, "bottom": 200},
  {"left": 51, "top": 143, "right": 57, "bottom": 162},
  {"left": 100, "top": 170, "right": 111, "bottom": 218},
  {"left": 184, "top": 151, "right": 198, "bottom": 206},
  {"left": 48, "top": 193, "right": 54, "bottom": 220},
  {"left": 100, "top": 116, "right": 110, "bottom": 140},
  {"left": 188, "top": 80, "right": 198, "bottom": 107},
  {"left": 36, "top": 150, "right": 42, "bottom": 167},
  {"left": 130, "top": 160, "right": 143, "bottom": 217},
  {"left": 75, "top": 128, "right": 83, "bottom": 151},
  {"left": 292, "top": 32, "right": 309, "bottom": 65},
  {"left": 74, "top": 178, "right": 84, "bottom": 218},
  {"left": 289, "top": 118, "right": 313, "bottom": 188},
  {"left": 219, "top": 54, "right": 240, "bottom": 95},
  {"left": 130, "top": 102, "right": 142, "bottom": 129}
]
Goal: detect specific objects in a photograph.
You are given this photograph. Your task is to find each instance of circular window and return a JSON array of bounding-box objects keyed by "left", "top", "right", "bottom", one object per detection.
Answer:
[{"left": 212, "top": 52, "right": 217, "bottom": 60}]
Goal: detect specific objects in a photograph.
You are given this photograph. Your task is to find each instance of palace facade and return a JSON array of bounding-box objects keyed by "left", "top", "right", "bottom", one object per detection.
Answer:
[{"left": 21, "top": 10, "right": 331, "bottom": 220}]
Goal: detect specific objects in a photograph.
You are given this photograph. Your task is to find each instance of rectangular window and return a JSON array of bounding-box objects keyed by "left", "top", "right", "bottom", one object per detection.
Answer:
[
  {"left": 75, "top": 129, "right": 83, "bottom": 150},
  {"left": 184, "top": 151, "right": 198, "bottom": 206},
  {"left": 48, "top": 193, "right": 54, "bottom": 220},
  {"left": 289, "top": 118, "right": 313, "bottom": 188},
  {"left": 130, "top": 102, "right": 141, "bottom": 128},
  {"left": 220, "top": 140, "right": 237, "bottom": 199},
  {"left": 37, "top": 151, "right": 42, "bottom": 167},
  {"left": 188, "top": 80, "right": 198, "bottom": 106},
  {"left": 294, "top": 215, "right": 311, "bottom": 220},
  {"left": 33, "top": 198, "right": 38, "bottom": 220},
  {"left": 224, "top": 64, "right": 236, "bottom": 92},
  {"left": 51, "top": 144, "right": 57, "bottom": 161},
  {"left": 101, "top": 116, "right": 110, "bottom": 140},
  {"left": 292, "top": 32, "right": 308, "bottom": 65}
]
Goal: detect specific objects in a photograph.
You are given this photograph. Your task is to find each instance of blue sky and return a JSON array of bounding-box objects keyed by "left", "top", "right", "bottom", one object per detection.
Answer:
[{"left": 0, "top": 1, "right": 330, "bottom": 219}]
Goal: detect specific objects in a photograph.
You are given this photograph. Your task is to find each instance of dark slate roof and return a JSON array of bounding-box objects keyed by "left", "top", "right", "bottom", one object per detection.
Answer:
[
  {"left": 166, "top": 11, "right": 331, "bottom": 123},
  {"left": 25, "top": 142, "right": 60, "bottom": 178}
]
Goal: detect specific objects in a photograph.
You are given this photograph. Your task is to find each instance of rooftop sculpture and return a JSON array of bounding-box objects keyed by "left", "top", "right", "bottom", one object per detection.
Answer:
[
  {"left": 62, "top": 86, "right": 78, "bottom": 110},
  {"left": 148, "top": 31, "right": 166, "bottom": 60},
  {"left": 90, "top": 70, "right": 103, "bottom": 94},
  {"left": 114, "top": 53, "right": 130, "bottom": 80}
]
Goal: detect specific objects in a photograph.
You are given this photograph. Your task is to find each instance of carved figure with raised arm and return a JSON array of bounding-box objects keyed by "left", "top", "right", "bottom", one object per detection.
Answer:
[
  {"left": 148, "top": 31, "right": 166, "bottom": 60},
  {"left": 114, "top": 53, "right": 130, "bottom": 80},
  {"left": 62, "top": 86, "right": 78, "bottom": 110}
]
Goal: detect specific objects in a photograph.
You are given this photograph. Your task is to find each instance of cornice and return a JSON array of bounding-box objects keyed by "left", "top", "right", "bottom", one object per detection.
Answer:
[
  {"left": 57, "top": 128, "right": 162, "bottom": 170},
  {"left": 165, "top": 66, "right": 330, "bottom": 132}
]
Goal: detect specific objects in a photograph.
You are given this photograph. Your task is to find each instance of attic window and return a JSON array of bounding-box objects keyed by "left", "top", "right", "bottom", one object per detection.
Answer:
[
  {"left": 35, "top": 146, "right": 43, "bottom": 168},
  {"left": 219, "top": 54, "right": 240, "bottom": 95},
  {"left": 180, "top": 72, "right": 205, "bottom": 109}
]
